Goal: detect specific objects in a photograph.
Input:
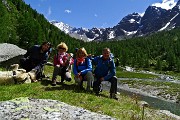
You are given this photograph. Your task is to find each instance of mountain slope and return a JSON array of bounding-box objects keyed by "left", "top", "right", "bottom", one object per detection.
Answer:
[
  {"left": 0, "top": 0, "right": 83, "bottom": 52},
  {"left": 51, "top": 0, "right": 180, "bottom": 41}
]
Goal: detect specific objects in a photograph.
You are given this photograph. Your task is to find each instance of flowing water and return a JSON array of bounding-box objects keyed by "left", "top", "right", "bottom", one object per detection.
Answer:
[
  {"left": 118, "top": 88, "right": 180, "bottom": 116},
  {"left": 101, "top": 81, "right": 180, "bottom": 116}
]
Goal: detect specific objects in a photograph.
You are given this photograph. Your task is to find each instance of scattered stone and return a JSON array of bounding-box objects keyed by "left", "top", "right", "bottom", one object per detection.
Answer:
[
  {"left": 138, "top": 101, "right": 149, "bottom": 107},
  {"left": 159, "top": 110, "right": 180, "bottom": 120}
]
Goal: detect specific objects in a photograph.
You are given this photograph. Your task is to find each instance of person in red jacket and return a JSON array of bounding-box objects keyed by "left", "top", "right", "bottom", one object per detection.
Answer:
[{"left": 51, "top": 42, "right": 74, "bottom": 86}]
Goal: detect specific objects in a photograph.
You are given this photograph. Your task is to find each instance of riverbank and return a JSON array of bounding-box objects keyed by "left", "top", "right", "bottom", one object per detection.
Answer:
[
  {"left": 118, "top": 66, "right": 180, "bottom": 103},
  {"left": 111, "top": 66, "right": 180, "bottom": 119},
  {"left": 118, "top": 79, "right": 180, "bottom": 103},
  {"left": 118, "top": 83, "right": 180, "bottom": 119},
  {"left": 100, "top": 80, "right": 180, "bottom": 119}
]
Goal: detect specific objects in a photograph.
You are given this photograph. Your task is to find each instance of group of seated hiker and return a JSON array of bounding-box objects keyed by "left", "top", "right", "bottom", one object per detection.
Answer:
[{"left": 19, "top": 41, "right": 118, "bottom": 100}]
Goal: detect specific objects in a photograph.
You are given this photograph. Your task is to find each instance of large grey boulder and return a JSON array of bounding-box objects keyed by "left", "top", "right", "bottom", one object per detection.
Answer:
[
  {"left": 0, "top": 97, "right": 116, "bottom": 120},
  {"left": 0, "top": 43, "right": 26, "bottom": 62}
]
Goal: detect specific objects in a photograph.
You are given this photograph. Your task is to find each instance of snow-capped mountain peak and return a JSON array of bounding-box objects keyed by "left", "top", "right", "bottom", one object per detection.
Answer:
[
  {"left": 51, "top": 0, "right": 180, "bottom": 42},
  {"left": 50, "top": 20, "right": 73, "bottom": 34},
  {"left": 152, "top": 0, "right": 177, "bottom": 10}
]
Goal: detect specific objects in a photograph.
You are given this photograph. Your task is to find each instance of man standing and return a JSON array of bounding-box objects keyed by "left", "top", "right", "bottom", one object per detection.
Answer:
[
  {"left": 92, "top": 48, "right": 118, "bottom": 100},
  {"left": 20, "top": 42, "right": 51, "bottom": 81}
]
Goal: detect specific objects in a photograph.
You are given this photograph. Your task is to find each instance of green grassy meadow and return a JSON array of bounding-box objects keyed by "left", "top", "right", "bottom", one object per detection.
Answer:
[{"left": 0, "top": 65, "right": 178, "bottom": 120}]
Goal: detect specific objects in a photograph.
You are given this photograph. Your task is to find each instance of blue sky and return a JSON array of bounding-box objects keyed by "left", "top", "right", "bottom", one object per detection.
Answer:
[{"left": 23, "top": 0, "right": 178, "bottom": 29}]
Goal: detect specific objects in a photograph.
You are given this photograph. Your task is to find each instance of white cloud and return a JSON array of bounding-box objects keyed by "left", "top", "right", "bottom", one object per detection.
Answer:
[
  {"left": 47, "top": 7, "right": 51, "bottom": 15},
  {"left": 65, "top": 10, "right": 71, "bottom": 14},
  {"left": 94, "top": 14, "right": 98, "bottom": 17},
  {"left": 152, "top": 0, "right": 177, "bottom": 10},
  {"left": 45, "top": 6, "right": 51, "bottom": 19}
]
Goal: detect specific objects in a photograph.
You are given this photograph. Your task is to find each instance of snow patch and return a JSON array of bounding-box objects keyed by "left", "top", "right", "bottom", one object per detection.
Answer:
[{"left": 152, "top": 0, "right": 177, "bottom": 10}]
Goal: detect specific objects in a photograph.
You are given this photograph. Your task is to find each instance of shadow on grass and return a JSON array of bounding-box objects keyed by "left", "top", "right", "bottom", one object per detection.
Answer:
[
  {"left": 40, "top": 79, "right": 52, "bottom": 86},
  {"left": 41, "top": 79, "right": 109, "bottom": 99}
]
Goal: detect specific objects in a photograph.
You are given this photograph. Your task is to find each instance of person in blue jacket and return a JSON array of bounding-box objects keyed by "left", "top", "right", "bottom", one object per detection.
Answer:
[
  {"left": 73, "top": 47, "right": 94, "bottom": 91},
  {"left": 92, "top": 48, "right": 118, "bottom": 100},
  {"left": 20, "top": 42, "right": 51, "bottom": 81}
]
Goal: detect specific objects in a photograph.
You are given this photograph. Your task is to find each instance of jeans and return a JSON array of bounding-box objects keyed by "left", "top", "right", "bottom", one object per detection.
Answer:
[
  {"left": 52, "top": 66, "right": 72, "bottom": 82},
  {"left": 93, "top": 76, "right": 117, "bottom": 94},
  {"left": 74, "top": 71, "right": 94, "bottom": 90}
]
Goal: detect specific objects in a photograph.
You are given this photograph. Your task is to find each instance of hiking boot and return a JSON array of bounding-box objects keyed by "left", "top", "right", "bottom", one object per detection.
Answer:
[
  {"left": 93, "top": 87, "right": 100, "bottom": 96},
  {"left": 86, "top": 89, "right": 93, "bottom": 93},
  {"left": 61, "top": 79, "right": 64, "bottom": 83},
  {"left": 59, "top": 80, "right": 65, "bottom": 85},
  {"left": 86, "top": 87, "right": 91, "bottom": 92},
  {"left": 42, "top": 74, "right": 50, "bottom": 78},
  {"left": 110, "top": 93, "right": 118, "bottom": 100},
  {"left": 51, "top": 80, "right": 56, "bottom": 86},
  {"left": 96, "top": 92, "right": 100, "bottom": 96},
  {"left": 79, "top": 85, "right": 85, "bottom": 90},
  {"left": 66, "top": 78, "right": 71, "bottom": 82}
]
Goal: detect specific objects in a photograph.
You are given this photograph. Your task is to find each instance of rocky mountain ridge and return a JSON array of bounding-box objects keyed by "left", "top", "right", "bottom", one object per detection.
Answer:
[{"left": 51, "top": 0, "right": 180, "bottom": 42}]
